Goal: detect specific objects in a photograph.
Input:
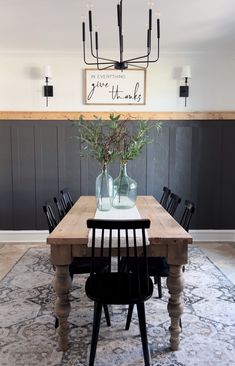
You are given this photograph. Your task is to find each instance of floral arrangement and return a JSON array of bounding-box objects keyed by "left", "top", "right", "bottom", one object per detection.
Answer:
[{"left": 75, "top": 114, "right": 161, "bottom": 166}]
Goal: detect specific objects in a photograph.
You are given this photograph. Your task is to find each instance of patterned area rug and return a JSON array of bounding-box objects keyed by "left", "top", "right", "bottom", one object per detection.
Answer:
[{"left": 0, "top": 247, "right": 234, "bottom": 366}]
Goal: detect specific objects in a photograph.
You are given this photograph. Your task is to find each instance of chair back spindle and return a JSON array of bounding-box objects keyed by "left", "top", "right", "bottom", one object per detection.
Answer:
[
  {"left": 166, "top": 193, "right": 181, "bottom": 216},
  {"left": 53, "top": 196, "right": 66, "bottom": 220},
  {"left": 43, "top": 202, "right": 57, "bottom": 233},
  {"left": 180, "top": 200, "right": 195, "bottom": 232},
  {"left": 160, "top": 186, "right": 171, "bottom": 209},
  {"left": 60, "top": 188, "right": 74, "bottom": 212}
]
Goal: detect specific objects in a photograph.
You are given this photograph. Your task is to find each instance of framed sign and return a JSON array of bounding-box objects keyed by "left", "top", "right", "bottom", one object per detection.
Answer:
[{"left": 85, "top": 69, "right": 146, "bottom": 105}]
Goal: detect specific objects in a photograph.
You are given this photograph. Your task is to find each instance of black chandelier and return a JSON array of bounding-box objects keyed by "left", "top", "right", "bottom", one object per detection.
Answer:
[{"left": 82, "top": 0, "right": 160, "bottom": 70}]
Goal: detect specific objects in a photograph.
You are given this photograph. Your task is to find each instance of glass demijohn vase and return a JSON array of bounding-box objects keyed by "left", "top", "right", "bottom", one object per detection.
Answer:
[
  {"left": 112, "top": 163, "right": 137, "bottom": 209},
  {"left": 96, "top": 164, "right": 113, "bottom": 211}
]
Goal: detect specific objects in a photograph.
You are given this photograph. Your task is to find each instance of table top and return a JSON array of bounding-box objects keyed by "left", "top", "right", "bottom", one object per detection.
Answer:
[{"left": 47, "top": 196, "right": 193, "bottom": 246}]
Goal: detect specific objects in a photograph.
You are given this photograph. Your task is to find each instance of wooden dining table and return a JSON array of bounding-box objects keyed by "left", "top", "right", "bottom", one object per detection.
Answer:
[{"left": 47, "top": 195, "right": 192, "bottom": 352}]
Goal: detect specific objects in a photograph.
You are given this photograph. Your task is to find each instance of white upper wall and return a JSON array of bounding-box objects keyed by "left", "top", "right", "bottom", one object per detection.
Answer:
[
  {"left": 0, "top": 0, "right": 234, "bottom": 111},
  {"left": 0, "top": 51, "right": 234, "bottom": 111}
]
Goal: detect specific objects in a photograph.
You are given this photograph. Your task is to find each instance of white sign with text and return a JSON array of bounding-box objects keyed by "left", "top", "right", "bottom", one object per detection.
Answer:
[{"left": 85, "top": 69, "right": 146, "bottom": 105}]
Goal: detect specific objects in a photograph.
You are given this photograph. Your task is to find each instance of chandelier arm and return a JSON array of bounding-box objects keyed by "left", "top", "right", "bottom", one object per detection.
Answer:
[
  {"left": 96, "top": 64, "right": 116, "bottom": 71},
  {"left": 95, "top": 47, "right": 99, "bottom": 69},
  {"left": 83, "top": 42, "right": 95, "bottom": 66},
  {"left": 83, "top": 60, "right": 116, "bottom": 66},
  {"left": 83, "top": 42, "right": 115, "bottom": 66},
  {"left": 128, "top": 57, "right": 159, "bottom": 64},
  {"left": 145, "top": 37, "right": 160, "bottom": 63},
  {"left": 126, "top": 64, "right": 147, "bottom": 70},
  {"left": 95, "top": 47, "right": 116, "bottom": 70},
  {"left": 123, "top": 50, "right": 151, "bottom": 63},
  {"left": 126, "top": 38, "right": 160, "bottom": 64},
  {"left": 89, "top": 26, "right": 95, "bottom": 58},
  {"left": 89, "top": 31, "right": 117, "bottom": 63},
  {"left": 127, "top": 55, "right": 150, "bottom": 70}
]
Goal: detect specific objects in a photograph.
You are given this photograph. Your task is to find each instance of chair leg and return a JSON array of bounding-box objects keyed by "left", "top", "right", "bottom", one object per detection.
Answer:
[
  {"left": 137, "top": 303, "right": 151, "bottom": 366},
  {"left": 154, "top": 276, "right": 162, "bottom": 298},
  {"left": 103, "top": 304, "right": 111, "bottom": 326},
  {"left": 54, "top": 316, "right": 59, "bottom": 329},
  {"left": 179, "top": 317, "right": 182, "bottom": 331},
  {"left": 89, "top": 302, "right": 102, "bottom": 366},
  {"left": 125, "top": 304, "right": 134, "bottom": 330},
  {"left": 69, "top": 269, "right": 74, "bottom": 280}
]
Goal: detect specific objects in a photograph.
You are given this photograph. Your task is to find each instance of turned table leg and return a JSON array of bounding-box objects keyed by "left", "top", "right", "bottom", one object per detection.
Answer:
[
  {"left": 166, "top": 264, "right": 184, "bottom": 351},
  {"left": 53, "top": 265, "right": 72, "bottom": 351}
]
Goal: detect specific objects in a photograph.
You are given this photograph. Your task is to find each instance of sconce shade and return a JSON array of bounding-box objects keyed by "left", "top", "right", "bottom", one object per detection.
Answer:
[
  {"left": 44, "top": 65, "right": 52, "bottom": 78},
  {"left": 181, "top": 65, "right": 191, "bottom": 79}
]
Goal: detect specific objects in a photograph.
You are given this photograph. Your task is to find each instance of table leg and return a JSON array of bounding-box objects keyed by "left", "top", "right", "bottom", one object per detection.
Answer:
[
  {"left": 166, "top": 264, "right": 184, "bottom": 351},
  {"left": 53, "top": 265, "right": 72, "bottom": 351}
]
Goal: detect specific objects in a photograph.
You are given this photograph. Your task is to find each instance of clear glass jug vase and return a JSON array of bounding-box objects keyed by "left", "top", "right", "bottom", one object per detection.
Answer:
[
  {"left": 96, "top": 165, "right": 113, "bottom": 211},
  {"left": 112, "top": 163, "right": 137, "bottom": 209}
]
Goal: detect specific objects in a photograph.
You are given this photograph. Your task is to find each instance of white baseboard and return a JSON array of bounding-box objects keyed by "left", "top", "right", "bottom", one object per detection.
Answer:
[
  {"left": 0, "top": 230, "right": 234, "bottom": 243},
  {"left": 0, "top": 230, "right": 48, "bottom": 243},
  {"left": 189, "top": 230, "right": 235, "bottom": 242}
]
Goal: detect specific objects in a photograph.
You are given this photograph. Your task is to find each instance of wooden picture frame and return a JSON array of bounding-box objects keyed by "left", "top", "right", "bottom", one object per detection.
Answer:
[{"left": 84, "top": 69, "right": 146, "bottom": 105}]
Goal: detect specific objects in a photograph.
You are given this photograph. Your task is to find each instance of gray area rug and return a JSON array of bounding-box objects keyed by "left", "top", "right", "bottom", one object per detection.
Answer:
[{"left": 0, "top": 247, "right": 234, "bottom": 366}]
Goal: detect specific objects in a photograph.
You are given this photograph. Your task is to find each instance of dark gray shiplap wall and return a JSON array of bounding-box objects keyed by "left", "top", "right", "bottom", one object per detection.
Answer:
[{"left": 0, "top": 120, "right": 235, "bottom": 230}]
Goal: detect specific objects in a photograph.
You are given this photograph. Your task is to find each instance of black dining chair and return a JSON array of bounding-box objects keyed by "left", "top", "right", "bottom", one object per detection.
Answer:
[
  {"left": 85, "top": 218, "right": 153, "bottom": 366},
  {"left": 160, "top": 186, "right": 171, "bottom": 209},
  {"left": 125, "top": 200, "right": 195, "bottom": 330},
  {"left": 166, "top": 192, "right": 182, "bottom": 216},
  {"left": 42, "top": 202, "right": 111, "bottom": 328}
]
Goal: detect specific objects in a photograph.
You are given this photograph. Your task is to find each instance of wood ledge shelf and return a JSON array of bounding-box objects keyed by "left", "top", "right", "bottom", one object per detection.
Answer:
[{"left": 0, "top": 111, "right": 234, "bottom": 120}]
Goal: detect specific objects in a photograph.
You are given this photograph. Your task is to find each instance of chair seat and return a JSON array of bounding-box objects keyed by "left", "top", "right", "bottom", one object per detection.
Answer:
[
  {"left": 148, "top": 257, "right": 169, "bottom": 277},
  {"left": 86, "top": 272, "right": 153, "bottom": 305},
  {"left": 120, "top": 257, "right": 169, "bottom": 277},
  {"left": 69, "top": 257, "right": 109, "bottom": 275}
]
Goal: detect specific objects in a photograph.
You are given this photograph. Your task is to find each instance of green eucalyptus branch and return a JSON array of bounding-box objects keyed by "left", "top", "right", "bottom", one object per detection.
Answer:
[
  {"left": 115, "top": 120, "right": 161, "bottom": 164},
  {"left": 73, "top": 115, "right": 161, "bottom": 167}
]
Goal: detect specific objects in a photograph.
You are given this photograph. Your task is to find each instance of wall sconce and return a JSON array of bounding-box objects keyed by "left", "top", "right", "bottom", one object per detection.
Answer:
[
  {"left": 179, "top": 65, "right": 191, "bottom": 107},
  {"left": 43, "top": 65, "right": 53, "bottom": 107}
]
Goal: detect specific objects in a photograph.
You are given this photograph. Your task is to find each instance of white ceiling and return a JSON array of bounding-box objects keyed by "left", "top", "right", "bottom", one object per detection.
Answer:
[{"left": 0, "top": 0, "right": 235, "bottom": 54}]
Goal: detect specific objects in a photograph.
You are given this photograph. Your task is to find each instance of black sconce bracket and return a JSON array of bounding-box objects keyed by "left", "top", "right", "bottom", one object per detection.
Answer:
[
  {"left": 179, "top": 85, "right": 189, "bottom": 98},
  {"left": 44, "top": 85, "right": 53, "bottom": 97}
]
